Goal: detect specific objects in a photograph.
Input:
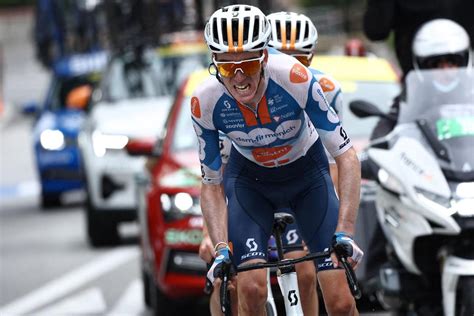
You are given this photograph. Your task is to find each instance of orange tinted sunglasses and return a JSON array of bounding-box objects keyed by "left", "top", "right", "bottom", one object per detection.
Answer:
[
  {"left": 213, "top": 55, "right": 265, "bottom": 78},
  {"left": 292, "top": 53, "right": 313, "bottom": 67}
]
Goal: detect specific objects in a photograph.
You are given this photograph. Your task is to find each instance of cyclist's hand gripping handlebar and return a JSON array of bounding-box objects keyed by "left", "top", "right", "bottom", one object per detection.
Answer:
[
  {"left": 332, "top": 232, "right": 363, "bottom": 299},
  {"left": 207, "top": 246, "right": 235, "bottom": 283}
]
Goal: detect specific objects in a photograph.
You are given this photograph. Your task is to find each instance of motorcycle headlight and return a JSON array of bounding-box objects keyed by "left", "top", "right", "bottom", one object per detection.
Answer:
[
  {"left": 452, "top": 198, "right": 474, "bottom": 217},
  {"left": 377, "top": 168, "right": 404, "bottom": 194},
  {"left": 40, "top": 129, "right": 65, "bottom": 150},
  {"left": 92, "top": 130, "right": 129, "bottom": 157},
  {"left": 414, "top": 187, "right": 456, "bottom": 216},
  {"left": 160, "top": 193, "right": 201, "bottom": 221},
  {"left": 456, "top": 182, "right": 474, "bottom": 199}
]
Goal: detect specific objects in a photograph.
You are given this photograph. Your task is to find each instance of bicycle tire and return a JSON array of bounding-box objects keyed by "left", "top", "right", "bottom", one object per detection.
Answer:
[{"left": 265, "top": 301, "right": 277, "bottom": 316}]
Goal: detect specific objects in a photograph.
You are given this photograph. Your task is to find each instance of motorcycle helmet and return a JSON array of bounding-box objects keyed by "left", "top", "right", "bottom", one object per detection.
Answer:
[
  {"left": 204, "top": 5, "right": 271, "bottom": 53},
  {"left": 413, "top": 19, "right": 471, "bottom": 71},
  {"left": 267, "top": 11, "right": 318, "bottom": 53}
]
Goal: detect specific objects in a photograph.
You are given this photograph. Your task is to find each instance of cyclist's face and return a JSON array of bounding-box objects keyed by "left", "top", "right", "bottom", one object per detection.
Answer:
[{"left": 214, "top": 50, "right": 266, "bottom": 105}]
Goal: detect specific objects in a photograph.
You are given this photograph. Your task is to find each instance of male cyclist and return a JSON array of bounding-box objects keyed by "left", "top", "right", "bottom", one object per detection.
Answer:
[
  {"left": 199, "top": 11, "right": 345, "bottom": 315},
  {"left": 192, "top": 5, "right": 363, "bottom": 315}
]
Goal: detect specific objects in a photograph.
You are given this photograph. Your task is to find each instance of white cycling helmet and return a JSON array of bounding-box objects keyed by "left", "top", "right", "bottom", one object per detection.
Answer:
[
  {"left": 204, "top": 5, "right": 271, "bottom": 53},
  {"left": 267, "top": 11, "right": 318, "bottom": 53},
  {"left": 413, "top": 19, "right": 471, "bottom": 70}
]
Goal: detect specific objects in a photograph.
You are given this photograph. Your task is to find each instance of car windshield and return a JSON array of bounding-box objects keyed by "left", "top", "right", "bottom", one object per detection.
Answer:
[
  {"left": 341, "top": 81, "right": 400, "bottom": 139},
  {"left": 101, "top": 46, "right": 209, "bottom": 102},
  {"left": 101, "top": 49, "right": 170, "bottom": 101},
  {"left": 399, "top": 67, "right": 474, "bottom": 173},
  {"left": 49, "top": 73, "right": 101, "bottom": 111},
  {"left": 171, "top": 96, "right": 199, "bottom": 153}
]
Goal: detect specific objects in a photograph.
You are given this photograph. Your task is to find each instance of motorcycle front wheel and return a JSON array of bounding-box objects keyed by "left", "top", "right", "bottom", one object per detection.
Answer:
[{"left": 456, "top": 276, "right": 474, "bottom": 316}]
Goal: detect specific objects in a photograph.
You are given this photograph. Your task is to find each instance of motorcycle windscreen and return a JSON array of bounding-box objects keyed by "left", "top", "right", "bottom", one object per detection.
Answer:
[{"left": 399, "top": 68, "right": 474, "bottom": 177}]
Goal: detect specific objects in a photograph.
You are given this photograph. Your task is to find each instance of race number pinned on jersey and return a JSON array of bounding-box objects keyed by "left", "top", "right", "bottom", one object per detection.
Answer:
[
  {"left": 290, "top": 63, "right": 309, "bottom": 84},
  {"left": 191, "top": 97, "right": 201, "bottom": 118}
]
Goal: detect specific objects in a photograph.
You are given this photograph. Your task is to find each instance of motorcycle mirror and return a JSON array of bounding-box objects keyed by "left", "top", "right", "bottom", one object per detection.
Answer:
[{"left": 349, "top": 100, "right": 395, "bottom": 122}]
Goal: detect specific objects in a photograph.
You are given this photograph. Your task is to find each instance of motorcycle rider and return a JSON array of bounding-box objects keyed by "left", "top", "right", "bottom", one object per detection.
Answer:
[
  {"left": 364, "top": 18, "right": 472, "bottom": 283},
  {"left": 194, "top": 4, "right": 362, "bottom": 315}
]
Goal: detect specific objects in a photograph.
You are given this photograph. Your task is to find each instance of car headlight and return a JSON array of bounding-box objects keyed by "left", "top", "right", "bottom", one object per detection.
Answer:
[
  {"left": 377, "top": 168, "right": 404, "bottom": 194},
  {"left": 40, "top": 129, "right": 65, "bottom": 150},
  {"left": 160, "top": 193, "right": 201, "bottom": 221},
  {"left": 92, "top": 130, "right": 129, "bottom": 157}
]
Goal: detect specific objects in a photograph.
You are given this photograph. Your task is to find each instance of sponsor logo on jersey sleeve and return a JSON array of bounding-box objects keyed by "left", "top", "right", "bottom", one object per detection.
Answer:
[
  {"left": 191, "top": 97, "right": 201, "bottom": 118},
  {"left": 290, "top": 63, "right": 309, "bottom": 83},
  {"left": 319, "top": 77, "right": 335, "bottom": 92}
]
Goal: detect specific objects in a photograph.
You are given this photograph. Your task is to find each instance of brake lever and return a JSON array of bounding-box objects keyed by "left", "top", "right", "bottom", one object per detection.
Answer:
[{"left": 336, "top": 251, "right": 362, "bottom": 299}]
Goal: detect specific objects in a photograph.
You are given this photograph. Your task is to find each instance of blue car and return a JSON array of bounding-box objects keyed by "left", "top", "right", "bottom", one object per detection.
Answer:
[{"left": 32, "top": 51, "right": 107, "bottom": 208}]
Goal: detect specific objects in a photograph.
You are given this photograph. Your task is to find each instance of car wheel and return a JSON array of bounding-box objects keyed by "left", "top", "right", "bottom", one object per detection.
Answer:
[
  {"left": 150, "top": 281, "right": 178, "bottom": 316},
  {"left": 142, "top": 269, "right": 151, "bottom": 307},
  {"left": 85, "top": 193, "right": 120, "bottom": 247},
  {"left": 41, "top": 192, "right": 61, "bottom": 209}
]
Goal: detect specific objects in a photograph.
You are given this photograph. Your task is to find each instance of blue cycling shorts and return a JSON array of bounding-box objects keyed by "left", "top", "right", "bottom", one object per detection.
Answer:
[{"left": 224, "top": 139, "right": 339, "bottom": 272}]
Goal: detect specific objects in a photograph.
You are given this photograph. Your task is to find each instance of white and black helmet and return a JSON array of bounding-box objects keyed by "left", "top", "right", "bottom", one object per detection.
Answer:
[
  {"left": 413, "top": 19, "right": 471, "bottom": 70},
  {"left": 204, "top": 5, "right": 271, "bottom": 53},
  {"left": 267, "top": 11, "right": 318, "bottom": 53}
]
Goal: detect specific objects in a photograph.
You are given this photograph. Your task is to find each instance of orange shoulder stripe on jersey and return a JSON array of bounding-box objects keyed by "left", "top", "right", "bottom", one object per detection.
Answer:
[
  {"left": 257, "top": 96, "right": 272, "bottom": 125},
  {"left": 227, "top": 18, "right": 234, "bottom": 52},
  {"left": 290, "top": 19, "right": 297, "bottom": 50},
  {"left": 237, "top": 102, "right": 258, "bottom": 126}
]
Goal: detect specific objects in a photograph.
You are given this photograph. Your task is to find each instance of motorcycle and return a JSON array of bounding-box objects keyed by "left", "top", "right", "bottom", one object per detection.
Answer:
[{"left": 351, "top": 67, "right": 474, "bottom": 316}]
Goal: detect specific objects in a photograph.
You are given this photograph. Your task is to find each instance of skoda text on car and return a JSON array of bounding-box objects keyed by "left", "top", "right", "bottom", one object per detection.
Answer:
[
  {"left": 79, "top": 42, "right": 209, "bottom": 247},
  {"left": 33, "top": 51, "right": 107, "bottom": 208}
]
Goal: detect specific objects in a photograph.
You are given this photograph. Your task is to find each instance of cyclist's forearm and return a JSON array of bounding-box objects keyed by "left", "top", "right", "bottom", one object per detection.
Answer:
[
  {"left": 201, "top": 183, "right": 228, "bottom": 247},
  {"left": 334, "top": 147, "right": 361, "bottom": 235}
]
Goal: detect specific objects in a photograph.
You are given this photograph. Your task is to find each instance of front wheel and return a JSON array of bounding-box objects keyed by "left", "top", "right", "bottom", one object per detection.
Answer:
[
  {"left": 85, "top": 189, "right": 119, "bottom": 247},
  {"left": 149, "top": 281, "right": 177, "bottom": 316},
  {"left": 265, "top": 301, "right": 276, "bottom": 316},
  {"left": 142, "top": 269, "right": 151, "bottom": 307},
  {"left": 456, "top": 276, "right": 474, "bottom": 316},
  {"left": 41, "top": 192, "right": 61, "bottom": 208}
]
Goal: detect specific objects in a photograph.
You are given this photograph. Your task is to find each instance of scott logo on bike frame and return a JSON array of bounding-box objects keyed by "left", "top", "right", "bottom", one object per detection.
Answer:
[{"left": 288, "top": 290, "right": 299, "bottom": 306}]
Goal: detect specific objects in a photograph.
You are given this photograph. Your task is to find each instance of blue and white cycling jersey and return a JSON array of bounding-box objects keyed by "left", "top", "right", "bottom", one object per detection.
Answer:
[
  {"left": 219, "top": 55, "right": 344, "bottom": 164},
  {"left": 191, "top": 49, "right": 352, "bottom": 185}
]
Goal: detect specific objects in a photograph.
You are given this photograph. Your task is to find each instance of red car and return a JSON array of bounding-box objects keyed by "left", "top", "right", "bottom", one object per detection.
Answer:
[{"left": 126, "top": 69, "right": 210, "bottom": 315}]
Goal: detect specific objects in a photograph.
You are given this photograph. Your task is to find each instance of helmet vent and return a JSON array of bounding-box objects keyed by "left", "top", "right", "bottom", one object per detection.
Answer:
[
  {"left": 243, "top": 17, "right": 250, "bottom": 44},
  {"left": 252, "top": 16, "right": 260, "bottom": 42},
  {"left": 275, "top": 21, "right": 282, "bottom": 43}
]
